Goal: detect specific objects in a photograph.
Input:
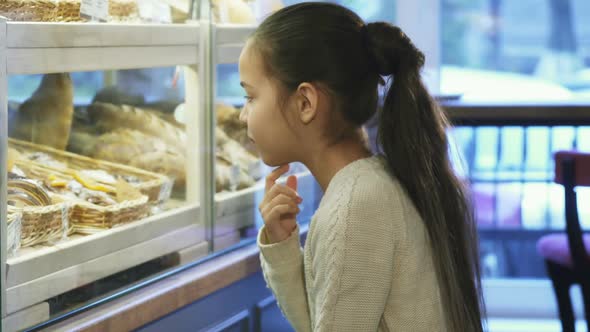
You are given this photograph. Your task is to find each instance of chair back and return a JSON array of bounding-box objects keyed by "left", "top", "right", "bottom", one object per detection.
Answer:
[
  {"left": 554, "top": 151, "right": 590, "bottom": 273},
  {"left": 555, "top": 151, "right": 590, "bottom": 187}
]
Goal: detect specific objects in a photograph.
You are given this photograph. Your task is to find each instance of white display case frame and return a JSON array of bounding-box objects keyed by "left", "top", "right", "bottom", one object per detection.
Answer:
[{"left": 0, "top": 19, "right": 207, "bottom": 331}]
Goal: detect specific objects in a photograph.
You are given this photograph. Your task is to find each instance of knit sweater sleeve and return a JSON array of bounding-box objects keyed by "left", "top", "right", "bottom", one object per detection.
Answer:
[
  {"left": 258, "top": 224, "right": 312, "bottom": 332},
  {"left": 312, "top": 175, "right": 399, "bottom": 332}
]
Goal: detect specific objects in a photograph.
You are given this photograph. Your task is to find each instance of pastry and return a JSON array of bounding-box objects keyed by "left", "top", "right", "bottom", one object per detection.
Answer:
[
  {"left": 88, "top": 102, "right": 187, "bottom": 149},
  {"left": 89, "top": 129, "right": 186, "bottom": 190},
  {"left": 71, "top": 102, "right": 261, "bottom": 193},
  {"left": 216, "top": 127, "right": 260, "bottom": 177},
  {"left": 10, "top": 73, "right": 74, "bottom": 150},
  {"left": 92, "top": 86, "right": 146, "bottom": 106},
  {"left": 7, "top": 148, "right": 20, "bottom": 171},
  {"left": 67, "top": 129, "right": 101, "bottom": 156},
  {"left": 216, "top": 103, "right": 257, "bottom": 155},
  {"left": 61, "top": 180, "right": 118, "bottom": 206},
  {"left": 216, "top": 156, "right": 255, "bottom": 192},
  {"left": 0, "top": 0, "right": 139, "bottom": 22},
  {"left": 212, "top": 0, "right": 256, "bottom": 24}
]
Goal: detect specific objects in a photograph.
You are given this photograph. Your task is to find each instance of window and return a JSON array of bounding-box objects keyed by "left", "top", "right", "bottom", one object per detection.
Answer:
[
  {"left": 440, "top": 0, "right": 590, "bottom": 282},
  {"left": 441, "top": 0, "right": 590, "bottom": 101}
]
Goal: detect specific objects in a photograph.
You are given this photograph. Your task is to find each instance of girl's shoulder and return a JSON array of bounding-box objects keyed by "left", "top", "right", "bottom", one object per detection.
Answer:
[
  {"left": 312, "top": 155, "right": 410, "bottom": 248},
  {"left": 325, "top": 155, "right": 403, "bottom": 202},
  {"left": 321, "top": 155, "right": 408, "bottom": 223}
]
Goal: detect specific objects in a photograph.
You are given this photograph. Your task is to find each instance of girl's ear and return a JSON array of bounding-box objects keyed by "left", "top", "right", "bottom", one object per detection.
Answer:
[{"left": 295, "top": 82, "right": 318, "bottom": 125}]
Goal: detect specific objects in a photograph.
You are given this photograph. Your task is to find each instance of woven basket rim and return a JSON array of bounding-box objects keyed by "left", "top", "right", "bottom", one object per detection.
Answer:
[
  {"left": 9, "top": 138, "right": 169, "bottom": 182},
  {"left": 7, "top": 200, "right": 67, "bottom": 214},
  {"left": 69, "top": 194, "right": 148, "bottom": 212}
]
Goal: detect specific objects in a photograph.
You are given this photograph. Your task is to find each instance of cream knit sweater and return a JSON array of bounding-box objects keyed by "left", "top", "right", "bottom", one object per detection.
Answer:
[{"left": 258, "top": 155, "right": 447, "bottom": 332}]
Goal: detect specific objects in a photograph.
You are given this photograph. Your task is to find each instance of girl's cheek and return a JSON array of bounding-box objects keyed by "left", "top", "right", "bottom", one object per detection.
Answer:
[
  {"left": 247, "top": 110, "right": 260, "bottom": 137},
  {"left": 239, "top": 105, "right": 249, "bottom": 123}
]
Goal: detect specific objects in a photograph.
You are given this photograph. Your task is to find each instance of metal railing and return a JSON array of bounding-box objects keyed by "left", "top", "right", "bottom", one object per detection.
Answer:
[
  {"left": 446, "top": 102, "right": 590, "bottom": 277},
  {"left": 444, "top": 102, "right": 590, "bottom": 231}
]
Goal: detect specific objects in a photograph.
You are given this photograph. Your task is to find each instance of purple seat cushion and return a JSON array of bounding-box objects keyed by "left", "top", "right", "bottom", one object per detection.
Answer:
[{"left": 537, "top": 233, "right": 590, "bottom": 268}]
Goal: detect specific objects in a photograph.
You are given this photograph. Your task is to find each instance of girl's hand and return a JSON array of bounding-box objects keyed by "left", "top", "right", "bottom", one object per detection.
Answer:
[{"left": 259, "top": 164, "right": 303, "bottom": 243}]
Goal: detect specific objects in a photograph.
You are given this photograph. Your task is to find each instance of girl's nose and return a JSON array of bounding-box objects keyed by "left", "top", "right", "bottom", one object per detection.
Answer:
[{"left": 239, "top": 106, "right": 248, "bottom": 123}]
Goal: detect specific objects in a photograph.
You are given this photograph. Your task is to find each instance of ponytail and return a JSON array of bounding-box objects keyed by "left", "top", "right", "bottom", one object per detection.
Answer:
[{"left": 365, "top": 22, "right": 485, "bottom": 332}]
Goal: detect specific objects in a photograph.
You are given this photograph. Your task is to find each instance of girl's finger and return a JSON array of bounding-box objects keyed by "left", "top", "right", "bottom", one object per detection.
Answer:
[
  {"left": 260, "top": 183, "right": 302, "bottom": 209},
  {"left": 260, "top": 193, "right": 299, "bottom": 216},
  {"left": 270, "top": 194, "right": 299, "bottom": 209},
  {"left": 267, "top": 204, "right": 300, "bottom": 221},
  {"left": 286, "top": 175, "right": 298, "bottom": 192},
  {"left": 265, "top": 164, "right": 290, "bottom": 193}
]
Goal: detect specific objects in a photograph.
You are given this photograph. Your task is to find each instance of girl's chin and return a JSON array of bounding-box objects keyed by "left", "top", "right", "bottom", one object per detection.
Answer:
[
  {"left": 260, "top": 157, "right": 280, "bottom": 167},
  {"left": 259, "top": 153, "right": 291, "bottom": 168}
]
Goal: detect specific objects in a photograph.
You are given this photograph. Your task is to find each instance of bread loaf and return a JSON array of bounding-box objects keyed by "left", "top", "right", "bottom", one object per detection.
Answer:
[
  {"left": 88, "top": 102, "right": 187, "bottom": 149},
  {"left": 10, "top": 73, "right": 74, "bottom": 150},
  {"left": 90, "top": 129, "right": 186, "bottom": 190}
]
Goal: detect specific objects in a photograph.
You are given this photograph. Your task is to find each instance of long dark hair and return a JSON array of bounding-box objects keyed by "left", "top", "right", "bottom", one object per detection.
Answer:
[{"left": 251, "top": 3, "right": 485, "bottom": 331}]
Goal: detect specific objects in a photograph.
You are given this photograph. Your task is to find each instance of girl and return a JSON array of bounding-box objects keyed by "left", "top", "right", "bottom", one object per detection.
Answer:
[{"left": 239, "top": 3, "right": 485, "bottom": 331}]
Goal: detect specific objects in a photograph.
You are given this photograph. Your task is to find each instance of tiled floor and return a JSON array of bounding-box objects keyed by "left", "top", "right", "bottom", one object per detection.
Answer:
[{"left": 488, "top": 318, "right": 587, "bottom": 332}]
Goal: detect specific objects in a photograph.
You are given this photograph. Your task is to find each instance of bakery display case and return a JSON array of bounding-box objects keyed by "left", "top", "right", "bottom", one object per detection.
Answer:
[
  {"left": 0, "top": 19, "right": 205, "bottom": 331},
  {"left": 0, "top": 0, "right": 322, "bottom": 330}
]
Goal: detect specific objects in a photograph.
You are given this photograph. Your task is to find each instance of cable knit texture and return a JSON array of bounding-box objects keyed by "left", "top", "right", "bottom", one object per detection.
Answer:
[{"left": 258, "top": 155, "right": 446, "bottom": 331}]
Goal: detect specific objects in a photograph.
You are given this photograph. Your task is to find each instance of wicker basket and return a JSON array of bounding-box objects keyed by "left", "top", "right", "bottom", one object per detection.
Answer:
[
  {"left": 9, "top": 139, "right": 161, "bottom": 235},
  {"left": 8, "top": 198, "right": 69, "bottom": 247},
  {"left": 68, "top": 194, "right": 149, "bottom": 235},
  {"left": 7, "top": 208, "right": 22, "bottom": 254},
  {"left": 9, "top": 138, "right": 173, "bottom": 205},
  {"left": 0, "top": 0, "right": 139, "bottom": 22}
]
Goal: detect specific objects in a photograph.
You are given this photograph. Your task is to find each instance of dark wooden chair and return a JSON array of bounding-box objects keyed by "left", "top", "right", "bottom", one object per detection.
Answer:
[{"left": 537, "top": 151, "right": 590, "bottom": 332}]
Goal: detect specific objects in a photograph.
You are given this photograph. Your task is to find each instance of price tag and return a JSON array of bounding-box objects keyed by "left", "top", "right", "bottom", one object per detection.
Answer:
[
  {"left": 137, "top": 0, "right": 154, "bottom": 21},
  {"left": 152, "top": 1, "right": 171, "bottom": 23},
  {"left": 138, "top": 0, "right": 172, "bottom": 23},
  {"left": 80, "top": 0, "right": 109, "bottom": 21}
]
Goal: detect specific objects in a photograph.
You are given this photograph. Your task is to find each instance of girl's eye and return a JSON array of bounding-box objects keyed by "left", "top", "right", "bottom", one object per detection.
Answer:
[{"left": 244, "top": 95, "right": 253, "bottom": 103}]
